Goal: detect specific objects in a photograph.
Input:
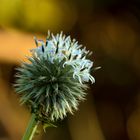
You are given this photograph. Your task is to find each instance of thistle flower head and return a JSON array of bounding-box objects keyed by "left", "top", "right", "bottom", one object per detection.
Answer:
[{"left": 15, "top": 32, "right": 95, "bottom": 122}]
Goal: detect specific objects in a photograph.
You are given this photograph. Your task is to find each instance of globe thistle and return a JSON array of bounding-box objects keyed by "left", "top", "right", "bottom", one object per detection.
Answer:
[{"left": 15, "top": 32, "right": 95, "bottom": 123}]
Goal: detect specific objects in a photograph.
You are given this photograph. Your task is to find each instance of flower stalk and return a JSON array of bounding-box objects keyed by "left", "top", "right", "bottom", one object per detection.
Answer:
[{"left": 22, "top": 114, "right": 38, "bottom": 140}]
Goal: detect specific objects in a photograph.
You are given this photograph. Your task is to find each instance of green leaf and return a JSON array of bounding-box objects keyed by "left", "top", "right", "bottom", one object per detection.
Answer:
[{"left": 43, "top": 123, "right": 57, "bottom": 132}]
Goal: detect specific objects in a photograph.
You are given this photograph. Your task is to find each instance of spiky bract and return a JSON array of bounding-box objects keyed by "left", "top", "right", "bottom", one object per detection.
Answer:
[{"left": 15, "top": 32, "right": 94, "bottom": 122}]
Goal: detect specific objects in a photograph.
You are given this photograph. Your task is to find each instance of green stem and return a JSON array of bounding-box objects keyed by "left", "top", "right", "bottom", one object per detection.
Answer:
[{"left": 22, "top": 113, "right": 39, "bottom": 140}]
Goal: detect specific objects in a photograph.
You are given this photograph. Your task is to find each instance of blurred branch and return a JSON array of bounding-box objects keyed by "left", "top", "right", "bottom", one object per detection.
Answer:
[
  {"left": 0, "top": 29, "right": 37, "bottom": 64},
  {"left": 68, "top": 93, "right": 105, "bottom": 140}
]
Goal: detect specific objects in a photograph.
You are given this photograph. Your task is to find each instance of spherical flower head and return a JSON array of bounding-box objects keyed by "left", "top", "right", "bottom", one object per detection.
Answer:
[{"left": 15, "top": 32, "right": 95, "bottom": 122}]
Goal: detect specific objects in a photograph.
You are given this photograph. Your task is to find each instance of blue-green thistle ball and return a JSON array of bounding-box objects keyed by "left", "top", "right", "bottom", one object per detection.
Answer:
[{"left": 15, "top": 32, "right": 95, "bottom": 122}]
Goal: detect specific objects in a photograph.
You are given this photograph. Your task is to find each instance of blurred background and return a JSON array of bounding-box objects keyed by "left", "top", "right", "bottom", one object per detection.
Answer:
[{"left": 0, "top": 0, "right": 140, "bottom": 140}]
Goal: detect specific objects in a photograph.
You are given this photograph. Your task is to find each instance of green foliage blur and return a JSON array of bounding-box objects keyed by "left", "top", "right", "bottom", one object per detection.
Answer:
[{"left": 0, "top": 0, "right": 77, "bottom": 33}]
